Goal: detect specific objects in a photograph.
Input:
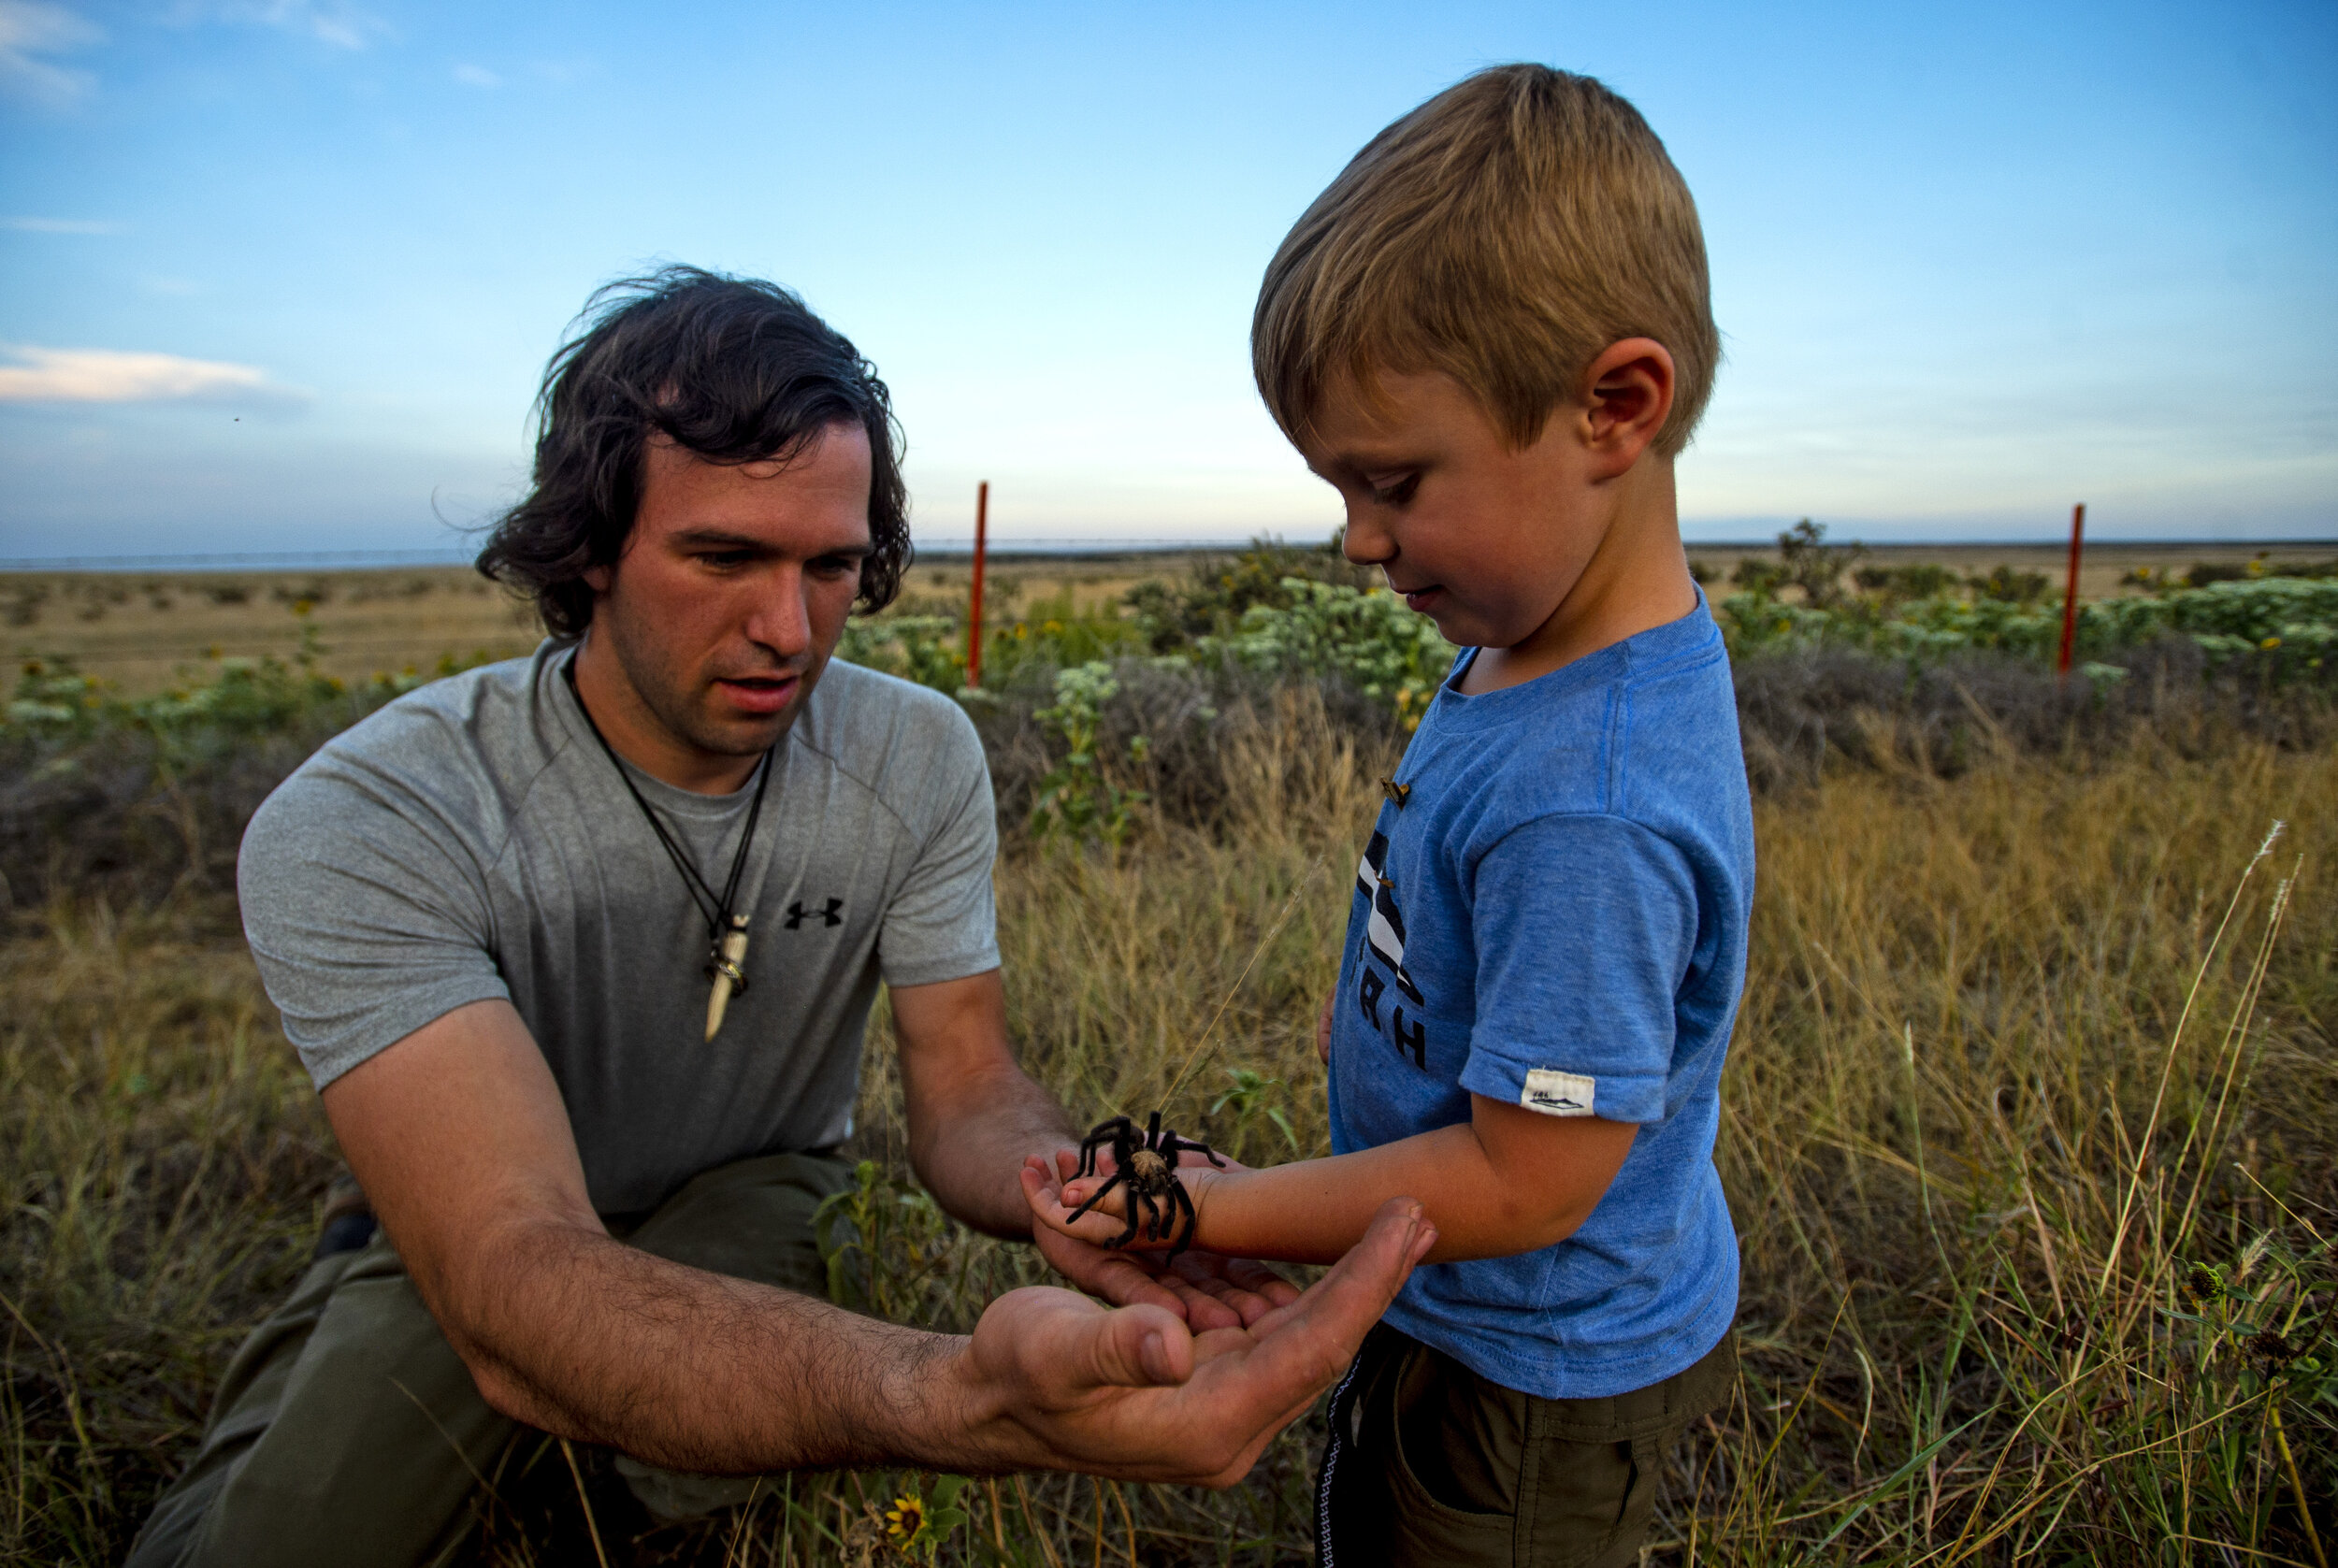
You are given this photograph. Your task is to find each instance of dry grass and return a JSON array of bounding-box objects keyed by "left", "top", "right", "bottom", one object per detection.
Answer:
[
  {"left": 0, "top": 555, "right": 1228, "bottom": 698},
  {"left": 4, "top": 692, "right": 2331, "bottom": 1564}
]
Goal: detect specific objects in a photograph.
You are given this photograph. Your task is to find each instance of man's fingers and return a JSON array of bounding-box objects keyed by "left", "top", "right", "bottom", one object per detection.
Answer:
[
  {"left": 1030, "top": 1223, "right": 1197, "bottom": 1323},
  {"left": 1200, "top": 1200, "right": 1433, "bottom": 1409},
  {"left": 1201, "top": 1255, "right": 1301, "bottom": 1309}
]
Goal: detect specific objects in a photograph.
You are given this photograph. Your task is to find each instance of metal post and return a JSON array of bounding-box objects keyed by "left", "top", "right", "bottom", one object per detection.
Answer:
[
  {"left": 966, "top": 481, "right": 989, "bottom": 688},
  {"left": 2057, "top": 502, "right": 2085, "bottom": 678}
]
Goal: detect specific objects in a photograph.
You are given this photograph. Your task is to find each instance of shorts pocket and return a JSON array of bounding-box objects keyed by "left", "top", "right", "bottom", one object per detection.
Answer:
[
  {"left": 1382, "top": 1349, "right": 1514, "bottom": 1568},
  {"left": 1519, "top": 1423, "right": 1683, "bottom": 1568}
]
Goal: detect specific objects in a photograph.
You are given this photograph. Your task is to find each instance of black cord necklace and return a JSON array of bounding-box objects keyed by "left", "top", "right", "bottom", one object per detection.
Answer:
[{"left": 562, "top": 652, "right": 774, "bottom": 1040}]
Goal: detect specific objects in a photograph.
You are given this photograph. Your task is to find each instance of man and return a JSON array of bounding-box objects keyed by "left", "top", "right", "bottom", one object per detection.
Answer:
[{"left": 128, "top": 266, "right": 1433, "bottom": 1568}]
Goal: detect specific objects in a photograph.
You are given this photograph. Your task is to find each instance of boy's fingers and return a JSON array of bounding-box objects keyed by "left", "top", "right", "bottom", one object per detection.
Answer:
[{"left": 1018, "top": 1163, "right": 1061, "bottom": 1216}]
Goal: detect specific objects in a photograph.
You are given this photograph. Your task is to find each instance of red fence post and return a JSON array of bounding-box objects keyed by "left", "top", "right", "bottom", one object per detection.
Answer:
[
  {"left": 966, "top": 481, "right": 989, "bottom": 688},
  {"left": 2057, "top": 502, "right": 2085, "bottom": 678}
]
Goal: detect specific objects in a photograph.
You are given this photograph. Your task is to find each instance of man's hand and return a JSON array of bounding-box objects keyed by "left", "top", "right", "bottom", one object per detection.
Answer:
[
  {"left": 1024, "top": 1154, "right": 1297, "bottom": 1331},
  {"left": 952, "top": 1199, "right": 1435, "bottom": 1484},
  {"left": 1317, "top": 990, "right": 1335, "bottom": 1064}
]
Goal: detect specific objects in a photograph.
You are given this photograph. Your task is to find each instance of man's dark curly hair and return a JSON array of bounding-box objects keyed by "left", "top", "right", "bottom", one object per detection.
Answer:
[{"left": 476, "top": 266, "right": 910, "bottom": 636}]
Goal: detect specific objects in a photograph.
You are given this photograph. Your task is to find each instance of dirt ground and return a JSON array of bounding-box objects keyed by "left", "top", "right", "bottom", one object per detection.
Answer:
[{"left": 5, "top": 539, "right": 2330, "bottom": 697}]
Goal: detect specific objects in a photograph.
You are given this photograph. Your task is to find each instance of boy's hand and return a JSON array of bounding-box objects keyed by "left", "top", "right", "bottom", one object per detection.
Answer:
[
  {"left": 1023, "top": 1152, "right": 1292, "bottom": 1328},
  {"left": 1039, "top": 1148, "right": 1234, "bottom": 1241}
]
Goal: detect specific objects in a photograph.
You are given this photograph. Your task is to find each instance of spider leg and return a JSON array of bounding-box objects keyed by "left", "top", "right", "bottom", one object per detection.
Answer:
[
  {"left": 1106, "top": 1189, "right": 1144, "bottom": 1250},
  {"left": 1162, "top": 1175, "right": 1199, "bottom": 1261},
  {"left": 1066, "top": 1168, "right": 1125, "bottom": 1226},
  {"left": 1162, "top": 1132, "right": 1229, "bottom": 1170},
  {"left": 1075, "top": 1116, "right": 1134, "bottom": 1179}
]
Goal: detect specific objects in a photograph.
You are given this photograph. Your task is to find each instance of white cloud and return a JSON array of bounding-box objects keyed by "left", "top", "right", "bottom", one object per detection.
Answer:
[
  {"left": 451, "top": 62, "right": 498, "bottom": 88},
  {"left": 191, "top": 0, "right": 388, "bottom": 50},
  {"left": 0, "top": 346, "right": 293, "bottom": 404},
  {"left": 3, "top": 215, "right": 122, "bottom": 234},
  {"left": 0, "top": 0, "right": 102, "bottom": 105}
]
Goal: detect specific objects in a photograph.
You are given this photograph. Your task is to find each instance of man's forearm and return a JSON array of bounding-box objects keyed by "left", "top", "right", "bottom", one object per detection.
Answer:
[
  {"left": 910, "top": 1062, "right": 1077, "bottom": 1236},
  {"left": 434, "top": 1215, "right": 1004, "bottom": 1475},
  {"left": 890, "top": 970, "right": 1079, "bottom": 1237}
]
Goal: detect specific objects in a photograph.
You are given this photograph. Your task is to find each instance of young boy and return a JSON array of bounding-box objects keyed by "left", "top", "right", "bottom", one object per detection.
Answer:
[{"left": 1027, "top": 65, "right": 1751, "bottom": 1567}]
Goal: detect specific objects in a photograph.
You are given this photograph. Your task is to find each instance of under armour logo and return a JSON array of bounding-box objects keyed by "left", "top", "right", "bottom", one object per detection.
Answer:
[{"left": 785, "top": 898, "right": 844, "bottom": 929}]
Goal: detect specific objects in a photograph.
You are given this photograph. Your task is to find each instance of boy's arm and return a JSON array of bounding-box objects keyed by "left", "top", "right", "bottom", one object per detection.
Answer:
[
  {"left": 1027, "top": 1095, "right": 1635, "bottom": 1266},
  {"left": 1028, "top": 813, "right": 1696, "bottom": 1267}
]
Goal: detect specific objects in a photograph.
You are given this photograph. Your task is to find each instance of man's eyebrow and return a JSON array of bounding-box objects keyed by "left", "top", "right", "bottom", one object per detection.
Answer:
[{"left": 669, "top": 527, "right": 872, "bottom": 557}]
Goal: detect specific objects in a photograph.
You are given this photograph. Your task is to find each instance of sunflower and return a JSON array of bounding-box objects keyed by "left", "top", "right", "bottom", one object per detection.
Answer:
[{"left": 885, "top": 1492, "right": 929, "bottom": 1550}]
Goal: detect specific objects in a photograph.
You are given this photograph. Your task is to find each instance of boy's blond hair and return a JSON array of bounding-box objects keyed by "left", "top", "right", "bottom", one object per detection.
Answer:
[{"left": 1253, "top": 64, "right": 1718, "bottom": 457}]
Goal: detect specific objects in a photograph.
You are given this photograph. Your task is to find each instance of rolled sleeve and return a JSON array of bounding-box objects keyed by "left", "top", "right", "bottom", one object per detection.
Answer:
[{"left": 1456, "top": 814, "right": 1696, "bottom": 1126}]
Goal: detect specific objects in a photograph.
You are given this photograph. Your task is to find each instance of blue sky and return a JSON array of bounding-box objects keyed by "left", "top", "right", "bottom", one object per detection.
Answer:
[{"left": 2, "top": 0, "right": 2332, "bottom": 560}]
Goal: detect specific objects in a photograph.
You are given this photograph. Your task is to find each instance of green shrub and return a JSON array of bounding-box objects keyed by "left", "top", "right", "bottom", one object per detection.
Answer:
[
  {"left": 1967, "top": 563, "right": 2051, "bottom": 603},
  {"left": 1720, "top": 576, "right": 2338, "bottom": 683},
  {"left": 1204, "top": 579, "right": 1453, "bottom": 727},
  {"left": 1027, "top": 662, "right": 1149, "bottom": 847},
  {"left": 1123, "top": 537, "right": 1370, "bottom": 654}
]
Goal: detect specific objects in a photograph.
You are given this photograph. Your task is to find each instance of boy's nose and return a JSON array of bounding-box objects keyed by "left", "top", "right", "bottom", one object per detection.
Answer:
[{"left": 1341, "top": 507, "right": 1395, "bottom": 568}]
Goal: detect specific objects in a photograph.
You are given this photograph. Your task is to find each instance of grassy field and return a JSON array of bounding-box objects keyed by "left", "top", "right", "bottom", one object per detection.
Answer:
[
  {"left": 0, "top": 556, "right": 1175, "bottom": 698},
  {"left": 3, "top": 567, "right": 2334, "bottom": 1564},
  {"left": 7, "top": 538, "right": 2333, "bottom": 697}
]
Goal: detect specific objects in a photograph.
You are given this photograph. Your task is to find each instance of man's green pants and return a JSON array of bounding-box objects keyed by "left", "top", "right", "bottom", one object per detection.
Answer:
[{"left": 126, "top": 1150, "right": 855, "bottom": 1568}]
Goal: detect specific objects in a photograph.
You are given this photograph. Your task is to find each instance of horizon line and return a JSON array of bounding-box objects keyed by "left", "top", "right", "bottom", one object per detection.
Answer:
[{"left": 5, "top": 536, "right": 2334, "bottom": 574}]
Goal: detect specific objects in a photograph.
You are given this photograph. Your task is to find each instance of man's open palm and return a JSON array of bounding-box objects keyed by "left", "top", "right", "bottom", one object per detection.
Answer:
[{"left": 964, "top": 1198, "right": 1434, "bottom": 1485}]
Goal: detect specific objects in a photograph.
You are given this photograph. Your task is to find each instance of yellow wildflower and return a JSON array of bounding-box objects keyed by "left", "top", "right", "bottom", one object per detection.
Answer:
[{"left": 885, "top": 1493, "right": 928, "bottom": 1548}]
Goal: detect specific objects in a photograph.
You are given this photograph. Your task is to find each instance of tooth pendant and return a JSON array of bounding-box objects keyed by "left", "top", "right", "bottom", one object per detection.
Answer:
[{"left": 704, "top": 913, "right": 751, "bottom": 1041}]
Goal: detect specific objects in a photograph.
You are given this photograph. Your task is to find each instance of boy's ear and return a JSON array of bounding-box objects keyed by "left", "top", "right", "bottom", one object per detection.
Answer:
[{"left": 1576, "top": 338, "right": 1675, "bottom": 479}]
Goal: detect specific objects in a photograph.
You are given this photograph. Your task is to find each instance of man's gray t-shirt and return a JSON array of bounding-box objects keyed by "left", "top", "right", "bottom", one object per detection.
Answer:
[{"left": 238, "top": 641, "right": 1000, "bottom": 1215}]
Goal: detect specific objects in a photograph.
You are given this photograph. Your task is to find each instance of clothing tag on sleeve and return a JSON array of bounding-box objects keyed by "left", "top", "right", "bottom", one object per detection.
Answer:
[{"left": 1521, "top": 1069, "right": 1596, "bottom": 1117}]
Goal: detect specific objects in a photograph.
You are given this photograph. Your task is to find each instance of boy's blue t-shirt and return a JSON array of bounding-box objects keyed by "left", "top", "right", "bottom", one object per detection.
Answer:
[{"left": 1329, "top": 592, "right": 1753, "bottom": 1401}]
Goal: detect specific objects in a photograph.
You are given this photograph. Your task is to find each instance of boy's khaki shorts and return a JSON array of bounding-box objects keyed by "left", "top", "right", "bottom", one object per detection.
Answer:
[{"left": 1315, "top": 1323, "right": 1736, "bottom": 1568}]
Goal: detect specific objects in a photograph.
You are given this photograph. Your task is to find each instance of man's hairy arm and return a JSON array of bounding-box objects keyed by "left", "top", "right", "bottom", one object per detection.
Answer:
[
  {"left": 324, "top": 999, "right": 1431, "bottom": 1478},
  {"left": 888, "top": 971, "right": 1074, "bottom": 1237}
]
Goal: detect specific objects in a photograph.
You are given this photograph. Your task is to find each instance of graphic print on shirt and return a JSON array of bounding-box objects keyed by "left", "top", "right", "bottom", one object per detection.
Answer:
[{"left": 1354, "top": 830, "right": 1431, "bottom": 1070}]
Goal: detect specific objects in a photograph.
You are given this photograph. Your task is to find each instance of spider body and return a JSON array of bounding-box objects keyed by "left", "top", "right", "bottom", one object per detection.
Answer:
[{"left": 1067, "top": 1111, "right": 1226, "bottom": 1259}]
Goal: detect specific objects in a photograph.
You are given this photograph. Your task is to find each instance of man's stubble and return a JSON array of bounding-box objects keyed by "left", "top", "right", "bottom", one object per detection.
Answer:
[{"left": 594, "top": 595, "right": 830, "bottom": 767}]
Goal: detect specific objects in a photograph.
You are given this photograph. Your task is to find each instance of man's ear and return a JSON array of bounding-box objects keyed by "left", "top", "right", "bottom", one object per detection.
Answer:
[
  {"left": 582, "top": 563, "right": 613, "bottom": 595},
  {"left": 1578, "top": 338, "right": 1675, "bottom": 480}
]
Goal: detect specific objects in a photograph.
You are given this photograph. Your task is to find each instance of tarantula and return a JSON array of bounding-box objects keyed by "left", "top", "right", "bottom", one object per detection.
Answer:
[{"left": 1066, "top": 1112, "right": 1226, "bottom": 1259}]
